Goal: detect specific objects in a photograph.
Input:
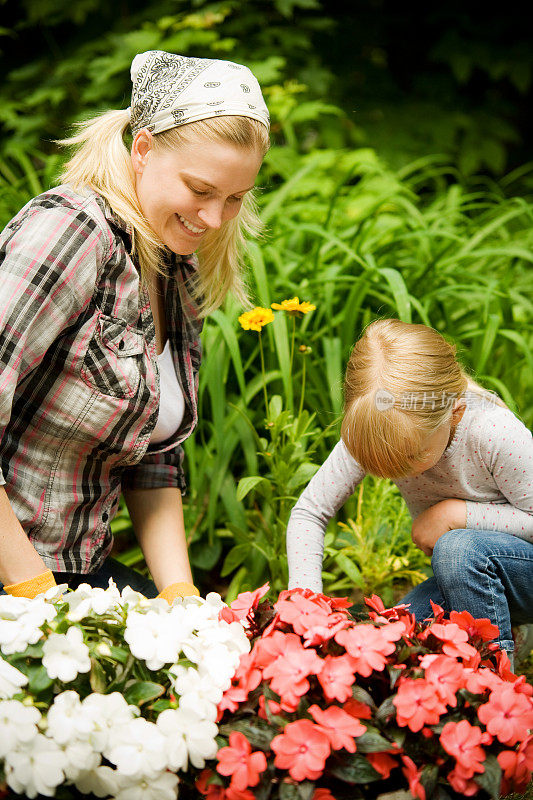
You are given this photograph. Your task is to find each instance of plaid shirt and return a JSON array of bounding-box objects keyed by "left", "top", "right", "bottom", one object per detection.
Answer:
[{"left": 0, "top": 185, "right": 203, "bottom": 573}]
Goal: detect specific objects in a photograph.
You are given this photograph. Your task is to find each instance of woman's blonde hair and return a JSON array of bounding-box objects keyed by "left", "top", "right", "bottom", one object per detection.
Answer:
[
  {"left": 341, "top": 319, "right": 504, "bottom": 478},
  {"left": 57, "top": 110, "right": 270, "bottom": 315}
]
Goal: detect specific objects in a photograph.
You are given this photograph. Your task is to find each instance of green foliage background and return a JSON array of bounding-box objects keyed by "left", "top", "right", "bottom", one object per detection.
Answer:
[{"left": 1, "top": 0, "right": 532, "bottom": 600}]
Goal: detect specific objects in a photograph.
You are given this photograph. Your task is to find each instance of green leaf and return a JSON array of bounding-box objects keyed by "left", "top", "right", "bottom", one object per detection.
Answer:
[
  {"left": 279, "top": 782, "right": 300, "bottom": 800},
  {"left": 149, "top": 698, "right": 173, "bottom": 714},
  {"left": 124, "top": 681, "right": 165, "bottom": 706},
  {"left": 421, "top": 763, "right": 438, "bottom": 797},
  {"left": 355, "top": 726, "right": 393, "bottom": 753},
  {"left": 335, "top": 553, "right": 364, "bottom": 588},
  {"left": 376, "top": 695, "right": 397, "bottom": 723},
  {"left": 27, "top": 663, "right": 53, "bottom": 693},
  {"left": 108, "top": 646, "right": 129, "bottom": 664},
  {"left": 89, "top": 658, "right": 107, "bottom": 694},
  {"left": 221, "top": 543, "right": 251, "bottom": 577},
  {"left": 330, "top": 753, "right": 380, "bottom": 784},
  {"left": 379, "top": 267, "right": 412, "bottom": 323},
  {"left": 236, "top": 475, "right": 266, "bottom": 502},
  {"left": 219, "top": 718, "right": 275, "bottom": 750},
  {"left": 286, "top": 462, "right": 319, "bottom": 492},
  {"left": 474, "top": 754, "right": 502, "bottom": 800}
]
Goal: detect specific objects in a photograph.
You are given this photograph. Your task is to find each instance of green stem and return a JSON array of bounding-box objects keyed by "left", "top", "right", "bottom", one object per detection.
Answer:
[
  {"left": 298, "top": 353, "right": 306, "bottom": 418},
  {"left": 289, "top": 316, "right": 296, "bottom": 377},
  {"left": 259, "top": 332, "right": 269, "bottom": 416}
]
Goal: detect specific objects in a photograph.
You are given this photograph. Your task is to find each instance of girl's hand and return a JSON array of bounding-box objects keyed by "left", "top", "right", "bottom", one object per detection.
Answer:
[{"left": 411, "top": 499, "right": 467, "bottom": 556}]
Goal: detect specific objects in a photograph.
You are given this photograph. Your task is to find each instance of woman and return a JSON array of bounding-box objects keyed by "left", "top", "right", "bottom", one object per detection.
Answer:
[{"left": 0, "top": 51, "right": 270, "bottom": 602}]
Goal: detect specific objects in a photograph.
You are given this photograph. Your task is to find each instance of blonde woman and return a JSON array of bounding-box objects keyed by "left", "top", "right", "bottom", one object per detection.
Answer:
[
  {"left": 286, "top": 319, "right": 533, "bottom": 666},
  {"left": 0, "top": 51, "right": 269, "bottom": 603}
]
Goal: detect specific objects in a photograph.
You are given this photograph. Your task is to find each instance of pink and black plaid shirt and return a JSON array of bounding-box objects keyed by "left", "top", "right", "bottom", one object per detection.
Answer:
[{"left": 0, "top": 185, "right": 202, "bottom": 573}]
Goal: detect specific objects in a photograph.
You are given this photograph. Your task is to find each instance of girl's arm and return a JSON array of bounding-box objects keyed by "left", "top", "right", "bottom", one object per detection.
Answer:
[
  {"left": 0, "top": 487, "right": 49, "bottom": 584},
  {"left": 287, "top": 439, "right": 365, "bottom": 591},
  {"left": 466, "top": 408, "right": 533, "bottom": 542},
  {"left": 123, "top": 486, "right": 195, "bottom": 593}
]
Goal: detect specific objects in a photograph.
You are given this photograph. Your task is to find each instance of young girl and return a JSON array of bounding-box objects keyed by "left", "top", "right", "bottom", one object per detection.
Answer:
[
  {"left": 286, "top": 319, "right": 533, "bottom": 663},
  {"left": 0, "top": 51, "right": 269, "bottom": 602}
]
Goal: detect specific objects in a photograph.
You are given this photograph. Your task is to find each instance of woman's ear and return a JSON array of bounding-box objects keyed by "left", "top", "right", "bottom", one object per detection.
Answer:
[
  {"left": 131, "top": 129, "right": 153, "bottom": 175},
  {"left": 451, "top": 398, "right": 466, "bottom": 424}
]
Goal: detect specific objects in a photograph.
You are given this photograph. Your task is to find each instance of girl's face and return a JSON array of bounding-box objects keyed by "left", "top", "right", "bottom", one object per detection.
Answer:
[
  {"left": 132, "top": 131, "right": 263, "bottom": 254},
  {"left": 407, "top": 401, "right": 466, "bottom": 475}
]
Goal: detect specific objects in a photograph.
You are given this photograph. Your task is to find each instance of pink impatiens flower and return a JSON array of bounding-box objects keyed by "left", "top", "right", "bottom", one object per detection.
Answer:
[
  {"left": 477, "top": 684, "right": 533, "bottom": 745},
  {"left": 317, "top": 654, "right": 356, "bottom": 702},
  {"left": 263, "top": 633, "right": 323, "bottom": 710},
  {"left": 427, "top": 622, "right": 478, "bottom": 659},
  {"left": 449, "top": 610, "right": 499, "bottom": 643},
  {"left": 423, "top": 655, "right": 466, "bottom": 707},
  {"left": 394, "top": 678, "right": 447, "bottom": 731},
  {"left": 401, "top": 755, "right": 426, "bottom": 800},
  {"left": 308, "top": 704, "right": 366, "bottom": 752},
  {"left": 439, "top": 720, "right": 486, "bottom": 778},
  {"left": 216, "top": 731, "right": 267, "bottom": 790},
  {"left": 334, "top": 622, "right": 404, "bottom": 677},
  {"left": 271, "top": 719, "right": 331, "bottom": 781}
]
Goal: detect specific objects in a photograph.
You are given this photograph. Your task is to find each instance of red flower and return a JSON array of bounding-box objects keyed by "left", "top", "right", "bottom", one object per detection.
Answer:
[
  {"left": 401, "top": 755, "right": 426, "bottom": 800},
  {"left": 258, "top": 694, "right": 282, "bottom": 720},
  {"left": 477, "top": 684, "right": 533, "bottom": 745},
  {"left": 366, "top": 752, "right": 398, "bottom": 779},
  {"left": 394, "top": 678, "right": 447, "bottom": 731},
  {"left": 308, "top": 704, "right": 366, "bottom": 752},
  {"left": 312, "top": 790, "right": 337, "bottom": 800},
  {"left": 447, "top": 765, "right": 480, "bottom": 796},
  {"left": 462, "top": 666, "right": 503, "bottom": 695},
  {"left": 275, "top": 594, "right": 349, "bottom": 646},
  {"left": 342, "top": 697, "right": 373, "bottom": 720},
  {"left": 223, "top": 583, "right": 270, "bottom": 625},
  {"left": 449, "top": 610, "right": 499, "bottom": 642},
  {"left": 335, "top": 622, "right": 404, "bottom": 677},
  {"left": 271, "top": 719, "right": 331, "bottom": 781},
  {"left": 216, "top": 731, "right": 267, "bottom": 791},
  {"left": 263, "top": 633, "right": 323, "bottom": 709},
  {"left": 439, "top": 720, "right": 486, "bottom": 777},
  {"left": 317, "top": 655, "right": 356, "bottom": 702},
  {"left": 253, "top": 630, "right": 289, "bottom": 668},
  {"left": 423, "top": 655, "right": 466, "bottom": 706},
  {"left": 427, "top": 622, "right": 478, "bottom": 659},
  {"left": 498, "top": 749, "right": 532, "bottom": 794},
  {"left": 196, "top": 769, "right": 226, "bottom": 799}
]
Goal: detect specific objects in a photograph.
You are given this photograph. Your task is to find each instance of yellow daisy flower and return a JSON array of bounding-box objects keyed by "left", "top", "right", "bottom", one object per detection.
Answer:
[
  {"left": 271, "top": 297, "right": 316, "bottom": 316},
  {"left": 238, "top": 307, "right": 275, "bottom": 332}
]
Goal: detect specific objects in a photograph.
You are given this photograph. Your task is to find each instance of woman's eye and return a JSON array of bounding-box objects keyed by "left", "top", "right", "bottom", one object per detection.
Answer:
[
  {"left": 228, "top": 195, "right": 244, "bottom": 204},
  {"left": 190, "top": 187, "right": 209, "bottom": 196}
]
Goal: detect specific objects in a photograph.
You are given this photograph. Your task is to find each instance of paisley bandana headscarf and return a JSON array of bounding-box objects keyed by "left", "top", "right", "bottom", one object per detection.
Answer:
[{"left": 128, "top": 50, "right": 270, "bottom": 136}]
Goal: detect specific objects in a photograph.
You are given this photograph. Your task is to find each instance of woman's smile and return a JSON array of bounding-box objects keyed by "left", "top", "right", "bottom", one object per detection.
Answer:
[{"left": 176, "top": 213, "right": 206, "bottom": 236}]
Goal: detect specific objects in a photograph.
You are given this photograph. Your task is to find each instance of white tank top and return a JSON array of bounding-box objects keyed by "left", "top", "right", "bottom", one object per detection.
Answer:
[{"left": 150, "top": 340, "right": 185, "bottom": 444}]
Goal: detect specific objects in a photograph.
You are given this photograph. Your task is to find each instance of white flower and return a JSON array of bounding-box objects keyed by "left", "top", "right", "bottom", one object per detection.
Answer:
[
  {"left": 105, "top": 717, "right": 168, "bottom": 778},
  {"left": 75, "top": 764, "right": 120, "bottom": 798},
  {"left": 169, "top": 665, "right": 222, "bottom": 721},
  {"left": 59, "top": 739, "right": 100, "bottom": 780},
  {"left": 80, "top": 691, "right": 138, "bottom": 752},
  {"left": 65, "top": 581, "right": 121, "bottom": 622},
  {"left": 42, "top": 625, "right": 91, "bottom": 682},
  {"left": 0, "top": 596, "right": 56, "bottom": 655},
  {"left": 5, "top": 733, "right": 66, "bottom": 798},
  {"left": 0, "top": 699, "right": 40, "bottom": 757},
  {"left": 156, "top": 705, "right": 218, "bottom": 770},
  {"left": 112, "top": 770, "right": 179, "bottom": 800},
  {"left": 0, "top": 656, "right": 28, "bottom": 699},
  {"left": 124, "top": 610, "right": 184, "bottom": 671},
  {"left": 120, "top": 585, "right": 148, "bottom": 608},
  {"left": 45, "top": 690, "right": 85, "bottom": 745}
]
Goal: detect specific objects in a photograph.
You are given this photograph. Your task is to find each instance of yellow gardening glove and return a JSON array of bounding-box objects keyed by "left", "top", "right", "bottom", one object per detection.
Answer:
[
  {"left": 4, "top": 570, "right": 56, "bottom": 599},
  {"left": 157, "top": 581, "right": 200, "bottom": 605}
]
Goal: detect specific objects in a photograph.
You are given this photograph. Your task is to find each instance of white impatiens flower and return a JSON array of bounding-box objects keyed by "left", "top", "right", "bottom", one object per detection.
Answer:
[
  {"left": 46, "top": 690, "right": 86, "bottom": 745},
  {"left": 124, "top": 610, "right": 184, "bottom": 671},
  {"left": 0, "top": 700, "right": 41, "bottom": 757},
  {"left": 65, "top": 581, "right": 122, "bottom": 622},
  {"left": 169, "top": 665, "right": 222, "bottom": 721},
  {"left": 80, "top": 691, "right": 138, "bottom": 752},
  {"left": 42, "top": 626, "right": 91, "bottom": 682},
  {"left": 112, "top": 769, "right": 180, "bottom": 800},
  {"left": 156, "top": 706, "right": 218, "bottom": 770},
  {"left": 0, "top": 656, "right": 28, "bottom": 699},
  {"left": 75, "top": 764, "right": 120, "bottom": 798},
  {"left": 59, "top": 739, "right": 100, "bottom": 780},
  {"left": 0, "top": 595, "right": 56, "bottom": 655},
  {"left": 105, "top": 717, "right": 168, "bottom": 778},
  {"left": 5, "top": 733, "right": 66, "bottom": 798}
]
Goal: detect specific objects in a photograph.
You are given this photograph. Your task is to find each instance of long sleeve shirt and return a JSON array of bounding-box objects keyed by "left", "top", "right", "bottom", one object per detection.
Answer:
[
  {"left": 0, "top": 185, "right": 202, "bottom": 574},
  {"left": 287, "top": 399, "right": 533, "bottom": 591}
]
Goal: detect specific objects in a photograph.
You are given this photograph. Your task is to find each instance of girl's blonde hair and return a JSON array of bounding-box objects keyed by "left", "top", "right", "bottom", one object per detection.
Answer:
[
  {"left": 58, "top": 110, "right": 270, "bottom": 315},
  {"left": 341, "top": 319, "right": 504, "bottom": 478}
]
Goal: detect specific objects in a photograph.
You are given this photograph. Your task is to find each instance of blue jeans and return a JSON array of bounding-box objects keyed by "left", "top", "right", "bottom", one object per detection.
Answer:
[
  {"left": 402, "top": 529, "right": 533, "bottom": 654},
  {"left": 0, "top": 557, "right": 158, "bottom": 598}
]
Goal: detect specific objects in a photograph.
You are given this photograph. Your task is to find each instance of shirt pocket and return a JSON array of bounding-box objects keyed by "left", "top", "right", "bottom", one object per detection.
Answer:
[{"left": 81, "top": 313, "right": 145, "bottom": 399}]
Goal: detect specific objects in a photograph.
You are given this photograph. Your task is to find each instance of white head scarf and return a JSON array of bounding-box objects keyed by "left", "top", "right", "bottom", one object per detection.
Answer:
[{"left": 128, "top": 50, "right": 270, "bottom": 136}]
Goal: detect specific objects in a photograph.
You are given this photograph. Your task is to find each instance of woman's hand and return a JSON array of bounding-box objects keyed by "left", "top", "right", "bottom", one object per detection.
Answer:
[{"left": 411, "top": 499, "right": 467, "bottom": 556}]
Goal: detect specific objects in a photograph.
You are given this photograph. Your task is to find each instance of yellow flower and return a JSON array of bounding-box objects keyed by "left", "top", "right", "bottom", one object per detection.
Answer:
[
  {"left": 271, "top": 297, "right": 316, "bottom": 317},
  {"left": 238, "top": 307, "right": 275, "bottom": 332}
]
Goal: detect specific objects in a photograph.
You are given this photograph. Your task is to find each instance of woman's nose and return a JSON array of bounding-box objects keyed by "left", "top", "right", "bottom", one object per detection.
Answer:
[{"left": 197, "top": 202, "right": 224, "bottom": 229}]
